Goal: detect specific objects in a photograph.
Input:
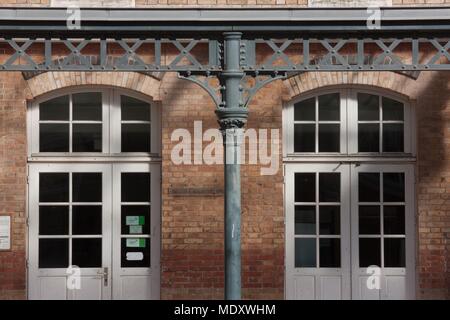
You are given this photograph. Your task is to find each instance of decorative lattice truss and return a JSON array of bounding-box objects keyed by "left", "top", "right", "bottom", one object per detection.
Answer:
[
  {"left": 0, "top": 38, "right": 222, "bottom": 72},
  {"left": 1, "top": 37, "right": 450, "bottom": 72},
  {"left": 241, "top": 38, "right": 450, "bottom": 72}
]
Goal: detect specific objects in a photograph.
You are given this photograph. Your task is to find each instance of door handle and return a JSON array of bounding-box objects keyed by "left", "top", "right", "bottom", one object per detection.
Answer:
[{"left": 97, "top": 267, "right": 108, "bottom": 287}]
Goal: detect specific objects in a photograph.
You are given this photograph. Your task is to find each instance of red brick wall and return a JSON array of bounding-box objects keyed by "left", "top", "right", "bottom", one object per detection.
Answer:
[
  {"left": 0, "top": 72, "right": 28, "bottom": 300},
  {"left": 0, "top": 56, "right": 449, "bottom": 300},
  {"left": 160, "top": 74, "right": 284, "bottom": 299}
]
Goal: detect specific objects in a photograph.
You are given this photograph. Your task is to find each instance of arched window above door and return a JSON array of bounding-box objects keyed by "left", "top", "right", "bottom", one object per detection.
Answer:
[
  {"left": 284, "top": 88, "right": 415, "bottom": 156},
  {"left": 28, "top": 88, "right": 160, "bottom": 156}
]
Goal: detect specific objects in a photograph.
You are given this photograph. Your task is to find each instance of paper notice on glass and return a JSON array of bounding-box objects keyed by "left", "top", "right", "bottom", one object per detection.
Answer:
[
  {"left": 129, "top": 225, "right": 143, "bottom": 234},
  {"left": 126, "top": 238, "right": 146, "bottom": 248},
  {"left": 126, "top": 252, "right": 144, "bottom": 261},
  {"left": 0, "top": 216, "right": 11, "bottom": 250},
  {"left": 126, "top": 216, "right": 145, "bottom": 226}
]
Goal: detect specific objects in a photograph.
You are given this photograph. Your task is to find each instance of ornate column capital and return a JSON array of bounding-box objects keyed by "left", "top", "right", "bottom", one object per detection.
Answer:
[{"left": 215, "top": 108, "right": 248, "bottom": 131}]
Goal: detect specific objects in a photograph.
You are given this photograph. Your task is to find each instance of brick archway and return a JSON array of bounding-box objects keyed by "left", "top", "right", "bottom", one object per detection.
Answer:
[
  {"left": 282, "top": 71, "right": 433, "bottom": 101},
  {"left": 25, "top": 71, "right": 162, "bottom": 100}
]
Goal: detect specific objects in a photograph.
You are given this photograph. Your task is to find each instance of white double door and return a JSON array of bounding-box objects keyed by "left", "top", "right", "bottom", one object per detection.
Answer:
[
  {"left": 28, "top": 163, "right": 160, "bottom": 300},
  {"left": 285, "top": 163, "right": 415, "bottom": 300}
]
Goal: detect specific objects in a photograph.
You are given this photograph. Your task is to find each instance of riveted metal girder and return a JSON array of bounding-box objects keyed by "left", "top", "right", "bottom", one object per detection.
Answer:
[
  {"left": 1, "top": 37, "right": 449, "bottom": 73},
  {"left": 0, "top": 38, "right": 222, "bottom": 72},
  {"left": 0, "top": 8, "right": 449, "bottom": 73},
  {"left": 241, "top": 38, "right": 450, "bottom": 72}
]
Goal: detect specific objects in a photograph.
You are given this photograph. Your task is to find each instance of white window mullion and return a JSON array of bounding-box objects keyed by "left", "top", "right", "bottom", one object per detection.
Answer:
[
  {"left": 379, "top": 96, "right": 383, "bottom": 153},
  {"left": 315, "top": 96, "right": 319, "bottom": 153},
  {"left": 347, "top": 89, "right": 358, "bottom": 154},
  {"left": 69, "top": 94, "right": 73, "bottom": 153},
  {"left": 68, "top": 171, "right": 73, "bottom": 267}
]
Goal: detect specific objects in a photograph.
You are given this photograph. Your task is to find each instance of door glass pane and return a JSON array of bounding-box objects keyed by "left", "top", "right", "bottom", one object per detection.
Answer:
[
  {"left": 39, "top": 206, "right": 69, "bottom": 235},
  {"left": 384, "top": 238, "right": 405, "bottom": 267},
  {"left": 383, "top": 124, "right": 404, "bottom": 152},
  {"left": 359, "top": 173, "right": 380, "bottom": 202},
  {"left": 359, "top": 205, "right": 380, "bottom": 235},
  {"left": 319, "top": 238, "right": 341, "bottom": 268},
  {"left": 121, "top": 124, "right": 150, "bottom": 152},
  {"left": 39, "top": 95, "right": 69, "bottom": 121},
  {"left": 72, "top": 124, "right": 102, "bottom": 152},
  {"left": 72, "top": 173, "right": 102, "bottom": 202},
  {"left": 295, "top": 206, "right": 316, "bottom": 235},
  {"left": 39, "top": 239, "right": 69, "bottom": 268},
  {"left": 318, "top": 93, "right": 340, "bottom": 121},
  {"left": 121, "top": 205, "right": 151, "bottom": 235},
  {"left": 121, "top": 238, "right": 150, "bottom": 268},
  {"left": 318, "top": 124, "right": 340, "bottom": 152},
  {"left": 295, "top": 238, "right": 316, "bottom": 268},
  {"left": 383, "top": 173, "right": 405, "bottom": 202},
  {"left": 384, "top": 206, "right": 405, "bottom": 235},
  {"left": 359, "top": 238, "right": 381, "bottom": 267},
  {"left": 39, "top": 123, "right": 69, "bottom": 152},
  {"left": 358, "top": 123, "right": 379, "bottom": 152},
  {"left": 72, "top": 205, "right": 102, "bottom": 235},
  {"left": 294, "top": 97, "right": 315, "bottom": 121},
  {"left": 72, "top": 238, "right": 102, "bottom": 268},
  {"left": 121, "top": 95, "right": 150, "bottom": 121},
  {"left": 294, "top": 124, "right": 315, "bottom": 152},
  {"left": 382, "top": 97, "right": 404, "bottom": 121},
  {"left": 294, "top": 173, "right": 315, "bottom": 202},
  {"left": 319, "top": 206, "right": 340, "bottom": 235},
  {"left": 121, "top": 173, "right": 150, "bottom": 202},
  {"left": 73, "top": 92, "right": 102, "bottom": 121},
  {"left": 39, "top": 173, "right": 69, "bottom": 202},
  {"left": 319, "top": 173, "right": 340, "bottom": 202},
  {"left": 358, "top": 93, "right": 379, "bottom": 121}
]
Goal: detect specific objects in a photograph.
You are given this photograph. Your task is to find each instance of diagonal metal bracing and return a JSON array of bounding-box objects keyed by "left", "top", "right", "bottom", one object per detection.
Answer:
[
  {"left": 1, "top": 37, "right": 450, "bottom": 72},
  {"left": 243, "top": 38, "right": 450, "bottom": 72},
  {"left": 0, "top": 38, "right": 221, "bottom": 72}
]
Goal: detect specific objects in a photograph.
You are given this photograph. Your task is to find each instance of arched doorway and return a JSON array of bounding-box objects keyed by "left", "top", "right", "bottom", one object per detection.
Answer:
[
  {"left": 27, "top": 88, "right": 161, "bottom": 300},
  {"left": 284, "top": 87, "right": 416, "bottom": 300}
]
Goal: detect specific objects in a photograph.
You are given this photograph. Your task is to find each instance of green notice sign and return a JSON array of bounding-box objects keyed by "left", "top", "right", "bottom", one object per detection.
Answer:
[
  {"left": 126, "top": 238, "right": 146, "bottom": 248},
  {"left": 126, "top": 216, "right": 145, "bottom": 226}
]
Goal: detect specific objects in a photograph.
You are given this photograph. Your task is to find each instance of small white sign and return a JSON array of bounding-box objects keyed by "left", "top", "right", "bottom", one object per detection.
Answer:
[
  {"left": 126, "top": 252, "right": 144, "bottom": 261},
  {"left": 0, "top": 216, "right": 11, "bottom": 250}
]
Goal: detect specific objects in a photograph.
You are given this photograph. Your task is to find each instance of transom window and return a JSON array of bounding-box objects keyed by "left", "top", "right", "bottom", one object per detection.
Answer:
[
  {"left": 29, "top": 89, "right": 160, "bottom": 155},
  {"left": 294, "top": 93, "right": 341, "bottom": 153},
  {"left": 285, "top": 88, "right": 413, "bottom": 155},
  {"left": 357, "top": 93, "right": 405, "bottom": 153}
]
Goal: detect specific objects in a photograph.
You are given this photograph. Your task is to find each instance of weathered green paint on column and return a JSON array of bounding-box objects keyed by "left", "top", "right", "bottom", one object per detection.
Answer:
[{"left": 216, "top": 32, "right": 248, "bottom": 300}]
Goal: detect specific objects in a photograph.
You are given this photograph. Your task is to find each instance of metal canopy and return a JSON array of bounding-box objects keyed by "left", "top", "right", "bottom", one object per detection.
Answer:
[
  {"left": 2, "top": 7, "right": 449, "bottom": 300},
  {"left": 1, "top": 7, "right": 450, "bottom": 31},
  {"left": 0, "top": 8, "right": 449, "bottom": 75}
]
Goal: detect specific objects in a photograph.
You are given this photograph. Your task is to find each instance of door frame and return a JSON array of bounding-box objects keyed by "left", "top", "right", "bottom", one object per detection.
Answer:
[
  {"left": 350, "top": 163, "right": 416, "bottom": 300},
  {"left": 27, "top": 162, "right": 161, "bottom": 300},
  {"left": 285, "top": 163, "right": 351, "bottom": 300},
  {"left": 112, "top": 163, "right": 161, "bottom": 300},
  {"left": 28, "top": 163, "right": 113, "bottom": 300},
  {"left": 284, "top": 162, "right": 416, "bottom": 300}
]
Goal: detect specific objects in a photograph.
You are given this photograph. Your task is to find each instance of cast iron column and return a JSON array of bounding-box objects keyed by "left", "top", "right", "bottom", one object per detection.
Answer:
[{"left": 216, "top": 32, "right": 248, "bottom": 300}]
